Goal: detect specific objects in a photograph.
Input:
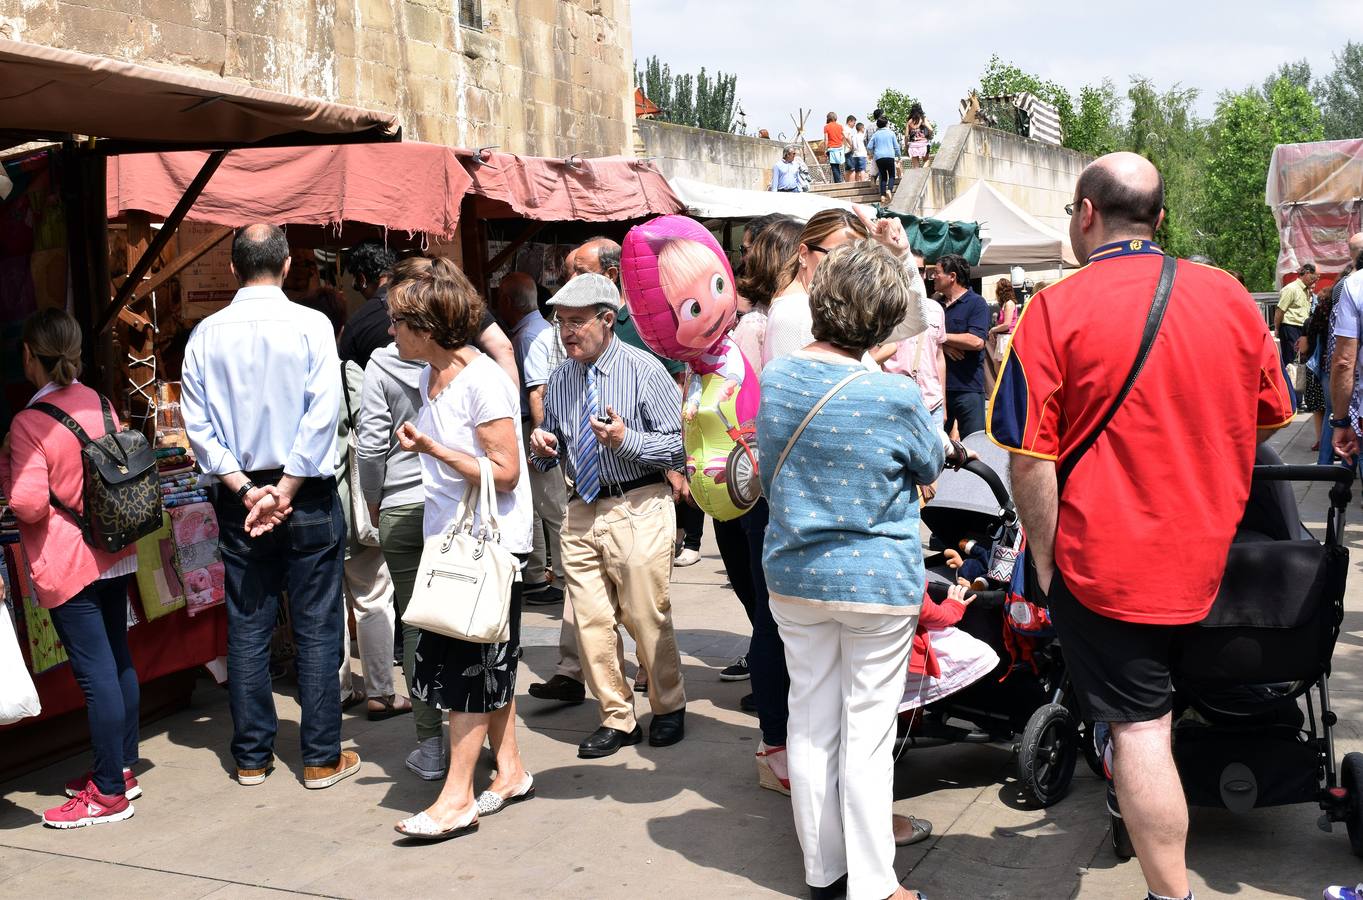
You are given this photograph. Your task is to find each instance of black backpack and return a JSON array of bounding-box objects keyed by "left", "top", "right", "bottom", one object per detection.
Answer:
[{"left": 32, "top": 396, "right": 163, "bottom": 553}]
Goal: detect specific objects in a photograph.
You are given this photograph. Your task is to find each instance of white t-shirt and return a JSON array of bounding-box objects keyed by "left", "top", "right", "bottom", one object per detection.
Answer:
[
  {"left": 416, "top": 354, "right": 534, "bottom": 553},
  {"left": 847, "top": 128, "right": 868, "bottom": 158},
  {"left": 762, "top": 290, "right": 814, "bottom": 369}
]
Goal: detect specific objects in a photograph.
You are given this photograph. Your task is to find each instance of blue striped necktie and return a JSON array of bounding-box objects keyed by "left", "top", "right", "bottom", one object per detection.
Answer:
[{"left": 574, "top": 366, "right": 601, "bottom": 502}]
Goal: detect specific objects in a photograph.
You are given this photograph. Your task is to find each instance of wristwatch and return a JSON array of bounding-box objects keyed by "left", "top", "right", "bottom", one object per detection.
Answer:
[
  {"left": 235, "top": 480, "right": 257, "bottom": 504},
  {"left": 1329, "top": 416, "right": 1351, "bottom": 429}
]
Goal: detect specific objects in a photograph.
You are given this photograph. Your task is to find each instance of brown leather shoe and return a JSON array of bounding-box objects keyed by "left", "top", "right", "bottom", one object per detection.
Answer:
[
  {"left": 236, "top": 760, "right": 273, "bottom": 786},
  {"left": 303, "top": 750, "right": 361, "bottom": 790}
]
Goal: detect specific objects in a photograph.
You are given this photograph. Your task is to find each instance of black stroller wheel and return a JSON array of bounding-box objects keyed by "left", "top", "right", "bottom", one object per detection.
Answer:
[
  {"left": 1111, "top": 812, "right": 1135, "bottom": 860},
  {"left": 1344, "top": 751, "right": 1363, "bottom": 857},
  {"left": 1017, "top": 703, "right": 1078, "bottom": 807}
]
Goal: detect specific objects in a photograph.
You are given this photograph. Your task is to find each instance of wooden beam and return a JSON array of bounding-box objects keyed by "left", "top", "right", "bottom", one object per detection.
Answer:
[
  {"left": 486, "top": 221, "right": 546, "bottom": 275},
  {"left": 131, "top": 225, "right": 232, "bottom": 303}
]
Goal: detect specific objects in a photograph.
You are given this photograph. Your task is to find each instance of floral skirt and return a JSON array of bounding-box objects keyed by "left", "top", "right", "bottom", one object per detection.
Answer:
[{"left": 410, "top": 568, "right": 525, "bottom": 715}]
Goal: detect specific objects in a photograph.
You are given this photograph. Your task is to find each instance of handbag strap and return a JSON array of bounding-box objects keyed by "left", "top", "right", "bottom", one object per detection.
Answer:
[
  {"left": 770, "top": 369, "right": 871, "bottom": 485},
  {"left": 1056, "top": 254, "right": 1177, "bottom": 493},
  {"left": 477, "top": 456, "right": 501, "bottom": 541}
]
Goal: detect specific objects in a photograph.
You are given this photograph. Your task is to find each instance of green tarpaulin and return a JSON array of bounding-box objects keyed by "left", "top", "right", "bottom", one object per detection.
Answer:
[{"left": 879, "top": 211, "right": 982, "bottom": 265}]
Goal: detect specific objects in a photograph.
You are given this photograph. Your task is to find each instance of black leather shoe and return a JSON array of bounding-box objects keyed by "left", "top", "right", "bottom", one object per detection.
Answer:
[
  {"left": 528, "top": 674, "right": 585, "bottom": 703},
  {"left": 522, "top": 583, "right": 564, "bottom": 606},
  {"left": 578, "top": 725, "right": 643, "bottom": 758},
  {"left": 808, "top": 873, "right": 847, "bottom": 899},
  {"left": 739, "top": 692, "right": 756, "bottom": 713},
  {"left": 648, "top": 708, "right": 686, "bottom": 747}
]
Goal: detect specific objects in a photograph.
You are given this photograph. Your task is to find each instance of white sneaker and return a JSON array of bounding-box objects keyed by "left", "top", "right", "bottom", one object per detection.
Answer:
[{"left": 674, "top": 548, "right": 701, "bottom": 567}]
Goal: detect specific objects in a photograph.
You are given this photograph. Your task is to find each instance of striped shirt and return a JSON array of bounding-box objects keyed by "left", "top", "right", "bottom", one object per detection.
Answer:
[{"left": 531, "top": 335, "right": 684, "bottom": 485}]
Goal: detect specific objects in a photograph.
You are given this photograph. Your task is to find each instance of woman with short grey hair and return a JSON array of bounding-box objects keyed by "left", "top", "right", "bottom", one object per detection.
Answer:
[{"left": 758, "top": 239, "right": 957, "bottom": 899}]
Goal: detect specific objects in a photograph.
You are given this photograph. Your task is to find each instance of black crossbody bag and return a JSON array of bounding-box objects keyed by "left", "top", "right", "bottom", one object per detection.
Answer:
[{"left": 1027, "top": 254, "right": 1178, "bottom": 606}]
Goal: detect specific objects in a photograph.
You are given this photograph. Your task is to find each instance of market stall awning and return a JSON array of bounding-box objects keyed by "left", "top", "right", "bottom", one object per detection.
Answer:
[
  {"left": 668, "top": 177, "right": 873, "bottom": 221},
  {"left": 0, "top": 38, "right": 400, "bottom": 152},
  {"left": 935, "top": 181, "right": 1078, "bottom": 274},
  {"left": 108, "top": 144, "right": 683, "bottom": 239}
]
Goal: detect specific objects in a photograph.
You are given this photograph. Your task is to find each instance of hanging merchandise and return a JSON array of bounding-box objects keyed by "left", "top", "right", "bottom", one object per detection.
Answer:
[
  {"left": 11, "top": 544, "right": 67, "bottom": 673},
  {"left": 135, "top": 512, "right": 186, "bottom": 621},
  {"left": 168, "top": 501, "right": 225, "bottom": 617}
]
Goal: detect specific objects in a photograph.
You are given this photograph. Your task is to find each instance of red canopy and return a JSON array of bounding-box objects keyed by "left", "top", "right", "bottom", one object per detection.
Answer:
[{"left": 108, "top": 142, "right": 682, "bottom": 240}]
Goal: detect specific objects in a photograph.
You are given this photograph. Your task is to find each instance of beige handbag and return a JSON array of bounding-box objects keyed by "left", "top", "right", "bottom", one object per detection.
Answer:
[{"left": 404, "top": 457, "right": 519, "bottom": 644}]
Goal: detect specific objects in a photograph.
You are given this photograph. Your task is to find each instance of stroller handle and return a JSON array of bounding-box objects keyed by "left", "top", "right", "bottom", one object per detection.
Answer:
[
  {"left": 1251, "top": 464, "right": 1355, "bottom": 484},
  {"left": 962, "top": 458, "right": 1015, "bottom": 511}
]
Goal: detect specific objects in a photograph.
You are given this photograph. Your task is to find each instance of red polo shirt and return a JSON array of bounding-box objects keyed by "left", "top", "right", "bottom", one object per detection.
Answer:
[{"left": 987, "top": 241, "right": 1294, "bottom": 625}]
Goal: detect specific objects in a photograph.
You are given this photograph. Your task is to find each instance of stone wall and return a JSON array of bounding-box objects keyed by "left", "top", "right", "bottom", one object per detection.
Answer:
[
  {"left": 638, "top": 119, "right": 786, "bottom": 192},
  {"left": 0, "top": 0, "right": 634, "bottom": 158},
  {"left": 891, "top": 124, "right": 1091, "bottom": 236}
]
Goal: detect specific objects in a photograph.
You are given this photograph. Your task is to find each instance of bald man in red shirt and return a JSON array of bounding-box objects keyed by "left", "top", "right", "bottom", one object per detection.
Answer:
[{"left": 989, "top": 153, "right": 1292, "bottom": 900}]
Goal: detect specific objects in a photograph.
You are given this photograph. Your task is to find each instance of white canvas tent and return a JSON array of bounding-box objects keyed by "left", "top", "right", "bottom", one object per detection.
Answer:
[
  {"left": 668, "top": 177, "right": 873, "bottom": 222},
  {"left": 936, "top": 181, "right": 1078, "bottom": 274}
]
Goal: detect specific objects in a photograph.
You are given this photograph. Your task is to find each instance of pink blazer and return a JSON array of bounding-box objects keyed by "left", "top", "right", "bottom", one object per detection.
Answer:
[{"left": 0, "top": 383, "right": 137, "bottom": 608}]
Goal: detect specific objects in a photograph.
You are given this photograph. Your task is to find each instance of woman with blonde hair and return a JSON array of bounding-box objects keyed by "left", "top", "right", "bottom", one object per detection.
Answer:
[
  {"left": 1, "top": 308, "right": 142, "bottom": 828},
  {"left": 386, "top": 257, "right": 536, "bottom": 840}
]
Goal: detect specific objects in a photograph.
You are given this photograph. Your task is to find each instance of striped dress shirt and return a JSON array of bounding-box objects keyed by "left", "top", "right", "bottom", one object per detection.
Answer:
[{"left": 532, "top": 335, "right": 684, "bottom": 485}]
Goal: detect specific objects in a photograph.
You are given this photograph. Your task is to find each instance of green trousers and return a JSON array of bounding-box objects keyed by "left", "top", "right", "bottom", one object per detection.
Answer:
[{"left": 379, "top": 503, "right": 442, "bottom": 741}]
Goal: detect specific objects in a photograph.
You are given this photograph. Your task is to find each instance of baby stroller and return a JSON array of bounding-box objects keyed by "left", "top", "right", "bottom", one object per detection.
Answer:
[
  {"left": 1107, "top": 448, "right": 1363, "bottom": 859},
  {"left": 901, "top": 433, "right": 1096, "bottom": 807}
]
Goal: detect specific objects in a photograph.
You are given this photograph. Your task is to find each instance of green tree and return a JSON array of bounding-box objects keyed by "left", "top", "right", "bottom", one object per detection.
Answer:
[
  {"left": 1067, "top": 80, "right": 1122, "bottom": 156},
  {"left": 874, "top": 87, "right": 920, "bottom": 131},
  {"left": 1122, "top": 78, "right": 1209, "bottom": 260},
  {"left": 1205, "top": 90, "right": 1277, "bottom": 289},
  {"left": 634, "top": 56, "right": 740, "bottom": 133},
  {"left": 637, "top": 56, "right": 673, "bottom": 120},
  {"left": 1268, "top": 76, "right": 1325, "bottom": 146},
  {"left": 1316, "top": 40, "right": 1363, "bottom": 140},
  {"left": 1264, "top": 59, "right": 1313, "bottom": 97},
  {"left": 695, "top": 67, "right": 738, "bottom": 132},
  {"left": 672, "top": 73, "right": 695, "bottom": 129}
]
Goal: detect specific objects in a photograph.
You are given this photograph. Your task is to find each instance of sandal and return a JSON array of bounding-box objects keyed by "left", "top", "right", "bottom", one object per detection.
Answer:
[
  {"left": 367, "top": 694, "right": 413, "bottom": 721},
  {"left": 755, "top": 744, "right": 791, "bottom": 795},
  {"left": 394, "top": 804, "right": 478, "bottom": 841},
  {"left": 476, "top": 772, "right": 536, "bottom": 816},
  {"left": 893, "top": 813, "right": 933, "bottom": 846}
]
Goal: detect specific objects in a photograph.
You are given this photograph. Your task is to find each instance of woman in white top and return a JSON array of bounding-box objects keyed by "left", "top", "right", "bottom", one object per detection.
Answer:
[{"left": 386, "top": 257, "right": 536, "bottom": 841}]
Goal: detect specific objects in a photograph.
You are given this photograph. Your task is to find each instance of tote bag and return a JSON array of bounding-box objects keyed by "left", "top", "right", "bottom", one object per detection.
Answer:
[
  {"left": 404, "top": 457, "right": 519, "bottom": 643},
  {"left": 1, "top": 600, "right": 42, "bottom": 725}
]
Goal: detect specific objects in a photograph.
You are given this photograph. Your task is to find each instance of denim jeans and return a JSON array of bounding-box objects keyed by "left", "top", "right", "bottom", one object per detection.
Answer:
[
  {"left": 829, "top": 162, "right": 844, "bottom": 183},
  {"left": 215, "top": 480, "right": 346, "bottom": 768},
  {"left": 713, "top": 514, "right": 756, "bottom": 625},
  {"left": 742, "top": 498, "right": 788, "bottom": 746},
  {"left": 1279, "top": 324, "right": 1303, "bottom": 410},
  {"left": 48, "top": 574, "right": 139, "bottom": 796},
  {"left": 945, "top": 390, "right": 987, "bottom": 437}
]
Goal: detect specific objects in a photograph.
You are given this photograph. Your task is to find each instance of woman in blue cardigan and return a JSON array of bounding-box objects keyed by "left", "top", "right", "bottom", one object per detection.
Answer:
[{"left": 759, "top": 240, "right": 960, "bottom": 900}]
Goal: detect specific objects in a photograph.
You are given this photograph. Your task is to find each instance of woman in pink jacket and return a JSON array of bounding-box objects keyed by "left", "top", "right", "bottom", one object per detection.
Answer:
[{"left": 0, "top": 309, "right": 141, "bottom": 829}]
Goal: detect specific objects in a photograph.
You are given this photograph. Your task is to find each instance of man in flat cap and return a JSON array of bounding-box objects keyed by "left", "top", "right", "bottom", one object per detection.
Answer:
[{"left": 528, "top": 273, "right": 688, "bottom": 758}]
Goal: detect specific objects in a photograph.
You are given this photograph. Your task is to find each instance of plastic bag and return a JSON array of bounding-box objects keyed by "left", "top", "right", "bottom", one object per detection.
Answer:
[{"left": 1, "top": 600, "right": 42, "bottom": 725}]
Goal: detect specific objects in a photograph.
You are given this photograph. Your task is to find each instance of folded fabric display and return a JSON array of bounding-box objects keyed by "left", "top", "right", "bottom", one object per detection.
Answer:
[
  {"left": 134, "top": 512, "right": 187, "bottom": 621},
  {"left": 155, "top": 444, "right": 210, "bottom": 508},
  {"left": 168, "top": 502, "right": 225, "bottom": 617}
]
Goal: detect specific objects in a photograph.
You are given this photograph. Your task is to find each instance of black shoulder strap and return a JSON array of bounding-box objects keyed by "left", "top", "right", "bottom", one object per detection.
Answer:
[
  {"left": 1056, "top": 254, "right": 1177, "bottom": 493},
  {"left": 30, "top": 401, "right": 94, "bottom": 447},
  {"left": 97, "top": 394, "right": 116, "bottom": 435},
  {"left": 340, "top": 359, "right": 357, "bottom": 431}
]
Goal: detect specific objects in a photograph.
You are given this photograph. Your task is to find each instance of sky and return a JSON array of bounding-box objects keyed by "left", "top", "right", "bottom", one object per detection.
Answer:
[{"left": 631, "top": 1, "right": 1356, "bottom": 140}]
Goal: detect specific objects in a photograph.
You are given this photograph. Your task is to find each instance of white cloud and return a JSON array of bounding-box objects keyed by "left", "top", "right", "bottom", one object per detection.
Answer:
[{"left": 631, "top": 0, "right": 1354, "bottom": 139}]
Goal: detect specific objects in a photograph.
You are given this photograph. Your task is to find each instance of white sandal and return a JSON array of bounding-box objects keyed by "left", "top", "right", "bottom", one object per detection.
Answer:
[
  {"left": 394, "top": 804, "right": 478, "bottom": 841},
  {"left": 475, "top": 773, "right": 536, "bottom": 816}
]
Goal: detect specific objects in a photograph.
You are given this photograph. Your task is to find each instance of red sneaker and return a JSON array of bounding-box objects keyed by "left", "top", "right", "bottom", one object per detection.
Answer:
[
  {"left": 43, "top": 786, "right": 134, "bottom": 828},
  {"left": 64, "top": 768, "right": 141, "bottom": 801}
]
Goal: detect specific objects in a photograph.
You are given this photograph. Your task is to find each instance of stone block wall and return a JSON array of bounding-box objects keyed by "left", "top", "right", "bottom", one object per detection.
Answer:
[
  {"left": 0, "top": 0, "right": 634, "bottom": 158},
  {"left": 638, "top": 119, "right": 787, "bottom": 192}
]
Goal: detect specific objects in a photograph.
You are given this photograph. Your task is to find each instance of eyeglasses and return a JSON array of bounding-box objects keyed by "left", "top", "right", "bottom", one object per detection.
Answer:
[
  {"left": 807, "top": 243, "right": 831, "bottom": 255},
  {"left": 1065, "top": 201, "right": 1079, "bottom": 216},
  {"left": 389, "top": 314, "right": 411, "bottom": 328},
  {"left": 552, "top": 311, "right": 607, "bottom": 334}
]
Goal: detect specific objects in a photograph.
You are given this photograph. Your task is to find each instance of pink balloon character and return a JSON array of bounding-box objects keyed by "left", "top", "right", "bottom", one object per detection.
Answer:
[{"left": 620, "top": 215, "right": 761, "bottom": 520}]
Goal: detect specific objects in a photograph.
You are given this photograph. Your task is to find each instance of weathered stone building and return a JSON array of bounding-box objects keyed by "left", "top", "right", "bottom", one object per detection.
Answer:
[{"left": 0, "top": 0, "right": 635, "bottom": 158}]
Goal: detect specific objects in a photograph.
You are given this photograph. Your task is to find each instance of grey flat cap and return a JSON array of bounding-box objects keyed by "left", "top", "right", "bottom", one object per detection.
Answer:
[{"left": 548, "top": 272, "right": 621, "bottom": 311}]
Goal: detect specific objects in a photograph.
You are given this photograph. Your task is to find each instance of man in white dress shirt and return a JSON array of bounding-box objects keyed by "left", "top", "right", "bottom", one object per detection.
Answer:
[{"left": 181, "top": 224, "right": 360, "bottom": 791}]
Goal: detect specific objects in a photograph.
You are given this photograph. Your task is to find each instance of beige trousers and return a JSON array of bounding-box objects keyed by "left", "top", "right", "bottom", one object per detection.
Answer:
[{"left": 560, "top": 481, "right": 686, "bottom": 730}]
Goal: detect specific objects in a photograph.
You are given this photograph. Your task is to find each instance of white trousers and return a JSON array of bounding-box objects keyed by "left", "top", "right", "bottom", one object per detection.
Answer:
[
  {"left": 773, "top": 598, "right": 917, "bottom": 900},
  {"left": 339, "top": 542, "right": 397, "bottom": 699}
]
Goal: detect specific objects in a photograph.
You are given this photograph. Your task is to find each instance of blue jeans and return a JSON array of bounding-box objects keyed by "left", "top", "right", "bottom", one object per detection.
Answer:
[
  {"left": 945, "top": 390, "right": 987, "bottom": 437},
  {"left": 215, "top": 480, "right": 346, "bottom": 768},
  {"left": 1279, "top": 324, "right": 1303, "bottom": 410},
  {"left": 742, "top": 498, "right": 788, "bottom": 747},
  {"left": 48, "top": 574, "right": 139, "bottom": 796}
]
